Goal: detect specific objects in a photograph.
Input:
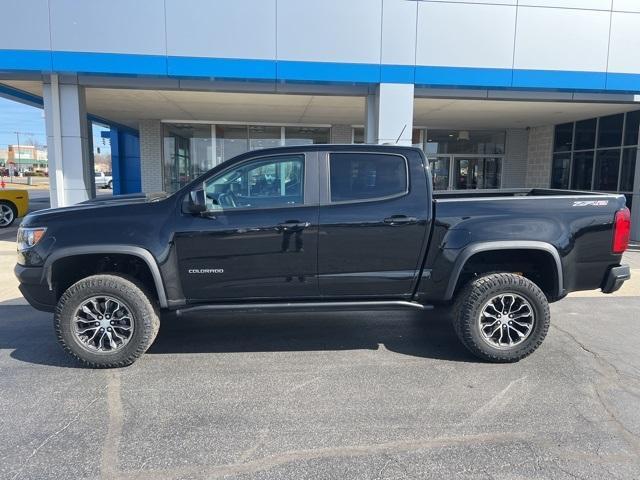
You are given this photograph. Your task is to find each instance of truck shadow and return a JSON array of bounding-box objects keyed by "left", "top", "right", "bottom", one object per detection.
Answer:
[
  {"left": 3, "top": 306, "right": 478, "bottom": 367},
  {"left": 147, "top": 309, "right": 477, "bottom": 363}
]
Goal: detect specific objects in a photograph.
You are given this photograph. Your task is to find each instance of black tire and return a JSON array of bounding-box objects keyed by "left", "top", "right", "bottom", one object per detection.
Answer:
[
  {"left": 0, "top": 200, "right": 17, "bottom": 228},
  {"left": 452, "top": 273, "right": 550, "bottom": 363},
  {"left": 107, "top": 180, "right": 112, "bottom": 189},
  {"left": 54, "top": 274, "right": 160, "bottom": 368}
]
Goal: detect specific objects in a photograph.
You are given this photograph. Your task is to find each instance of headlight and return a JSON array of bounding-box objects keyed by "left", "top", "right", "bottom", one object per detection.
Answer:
[{"left": 17, "top": 227, "right": 47, "bottom": 250}]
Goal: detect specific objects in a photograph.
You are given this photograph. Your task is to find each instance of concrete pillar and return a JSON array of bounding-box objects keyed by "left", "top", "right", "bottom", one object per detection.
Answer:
[
  {"left": 525, "top": 126, "right": 554, "bottom": 188},
  {"left": 502, "top": 129, "right": 529, "bottom": 188},
  {"left": 364, "top": 94, "right": 376, "bottom": 143},
  {"left": 43, "top": 75, "right": 93, "bottom": 207},
  {"left": 370, "top": 83, "right": 414, "bottom": 145},
  {"left": 139, "top": 120, "right": 163, "bottom": 193},
  {"left": 631, "top": 148, "right": 640, "bottom": 242}
]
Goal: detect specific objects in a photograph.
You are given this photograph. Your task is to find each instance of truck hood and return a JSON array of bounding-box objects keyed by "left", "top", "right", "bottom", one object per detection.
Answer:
[
  {"left": 22, "top": 192, "right": 170, "bottom": 225},
  {"left": 80, "top": 192, "right": 168, "bottom": 206}
]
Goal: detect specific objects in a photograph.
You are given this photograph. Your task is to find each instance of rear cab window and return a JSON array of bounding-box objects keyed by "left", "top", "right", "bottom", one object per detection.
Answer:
[{"left": 329, "top": 152, "right": 408, "bottom": 203}]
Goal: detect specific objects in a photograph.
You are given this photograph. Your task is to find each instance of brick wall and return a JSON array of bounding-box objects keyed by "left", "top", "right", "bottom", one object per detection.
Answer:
[
  {"left": 139, "top": 120, "right": 163, "bottom": 193},
  {"left": 502, "top": 128, "right": 529, "bottom": 188},
  {"left": 525, "top": 125, "right": 554, "bottom": 188},
  {"left": 330, "top": 124, "right": 353, "bottom": 144}
]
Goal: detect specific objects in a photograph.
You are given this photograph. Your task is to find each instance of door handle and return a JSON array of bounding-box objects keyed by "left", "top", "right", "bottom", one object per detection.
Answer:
[
  {"left": 277, "top": 221, "right": 311, "bottom": 231},
  {"left": 383, "top": 215, "right": 418, "bottom": 226}
]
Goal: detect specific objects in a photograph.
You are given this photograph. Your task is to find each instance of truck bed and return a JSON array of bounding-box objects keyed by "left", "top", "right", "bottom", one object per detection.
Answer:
[
  {"left": 433, "top": 188, "right": 614, "bottom": 200},
  {"left": 424, "top": 188, "right": 627, "bottom": 302}
]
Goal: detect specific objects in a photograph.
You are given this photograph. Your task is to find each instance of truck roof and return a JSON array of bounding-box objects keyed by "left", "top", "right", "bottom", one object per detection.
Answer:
[{"left": 228, "top": 143, "right": 424, "bottom": 156}]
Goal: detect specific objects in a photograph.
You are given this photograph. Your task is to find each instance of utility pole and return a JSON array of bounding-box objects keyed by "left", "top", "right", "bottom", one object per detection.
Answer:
[{"left": 14, "top": 131, "right": 20, "bottom": 177}]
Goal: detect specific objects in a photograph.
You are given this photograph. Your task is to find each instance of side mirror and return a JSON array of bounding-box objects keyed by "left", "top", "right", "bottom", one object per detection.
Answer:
[{"left": 188, "top": 189, "right": 206, "bottom": 214}]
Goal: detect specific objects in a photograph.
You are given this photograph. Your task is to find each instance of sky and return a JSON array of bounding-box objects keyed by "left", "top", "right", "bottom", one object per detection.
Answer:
[
  {"left": 0, "top": 96, "right": 46, "bottom": 149},
  {"left": 0, "top": 96, "right": 110, "bottom": 155}
]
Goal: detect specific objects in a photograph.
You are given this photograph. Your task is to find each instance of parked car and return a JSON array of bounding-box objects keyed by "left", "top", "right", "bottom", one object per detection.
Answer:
[
  {"left": 15, "top": 145, "right": 631, "bottom": 367},
  {"left": 0, "top": 188, "right": 29, "bottom": 228},
  {"left": 94, "top": 171, "right": 113, "bottom": 189}
]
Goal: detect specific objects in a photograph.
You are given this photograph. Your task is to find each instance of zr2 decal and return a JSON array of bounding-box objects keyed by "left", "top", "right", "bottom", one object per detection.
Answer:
[{"left": 572, "top": 200, "right": 609, "bottom": 207}]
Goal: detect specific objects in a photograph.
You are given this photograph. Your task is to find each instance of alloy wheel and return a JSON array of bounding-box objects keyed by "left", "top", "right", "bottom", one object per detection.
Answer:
[
  {"left": 72, "top": 296, "right": 134, "bottom": 353},
  {"left": 0, "top": 204, "right": 14, "bottom": 227},
  {"left": 478, "top": 293, "right": 535, "bottom": 349}
]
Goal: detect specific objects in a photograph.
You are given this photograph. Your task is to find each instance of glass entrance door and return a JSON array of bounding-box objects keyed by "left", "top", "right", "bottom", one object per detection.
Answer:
[
  {"left": 428, "top": 156, "right": 503, "bottom": 190},
  {"left": 427, "top": 156, "right": 451, "bottom": 190},
  {"left": 454, "top": 157, "right": 502, "bottom": 190}
]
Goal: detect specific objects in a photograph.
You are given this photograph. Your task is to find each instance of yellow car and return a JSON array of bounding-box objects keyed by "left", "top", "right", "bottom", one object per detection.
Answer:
[{"left": 0, "top": 189, "right": 29, "bottom": 228}]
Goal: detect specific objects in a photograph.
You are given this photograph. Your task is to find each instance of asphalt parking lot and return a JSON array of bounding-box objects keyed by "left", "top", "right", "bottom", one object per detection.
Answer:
[{"left": 1, "top": 195, "right": 639, "bottom": 479}]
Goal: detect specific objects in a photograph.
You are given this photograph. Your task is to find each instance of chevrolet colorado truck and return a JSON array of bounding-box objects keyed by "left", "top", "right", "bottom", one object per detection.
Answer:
[{"left": 14, "top": 145, "right": 631, "bottom": 367}]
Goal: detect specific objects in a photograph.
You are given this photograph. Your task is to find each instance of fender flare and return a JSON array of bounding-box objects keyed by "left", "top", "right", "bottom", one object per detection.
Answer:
[
  {"left": 43, "top": 245, "right": 168, "bottom": 308},
  {"left": 444, "top": 240, "right": 564, "bottom": 301}
]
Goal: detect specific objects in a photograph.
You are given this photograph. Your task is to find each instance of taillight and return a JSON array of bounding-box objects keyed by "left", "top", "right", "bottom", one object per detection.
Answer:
[{"left": 612, "top": 207, "right": 631, "bottom": 254}]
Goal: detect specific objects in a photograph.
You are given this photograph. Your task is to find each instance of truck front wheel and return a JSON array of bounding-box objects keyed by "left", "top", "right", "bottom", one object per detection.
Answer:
[
  {"left": 54, "top": 274, "right": 160, "bottom": 368},
  {"left": 452, "top": 273, "right": 550, "bottom": 363}
]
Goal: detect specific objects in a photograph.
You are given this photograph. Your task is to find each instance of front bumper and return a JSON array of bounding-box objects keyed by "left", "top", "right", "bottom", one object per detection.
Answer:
[
  {"left": 14, "top": 264, "right": 56, "bottom": 312},
  {"left": 601, "top": 264, "right": 631, "bottom": 294}
]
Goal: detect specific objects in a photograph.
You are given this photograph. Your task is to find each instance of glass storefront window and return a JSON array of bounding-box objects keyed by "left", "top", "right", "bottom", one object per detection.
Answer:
[
  {"left": 215, "top": 125, "right": 249, "bottom": 163},
  {"left": 554, "top": 123, "right": 574, "bottom": 153},
  {"left": 620, "top": 148, "right": 637, "bottom": 192},
  {"left": 571, "top": 151, "right": 594, "bottom": 190},
  {"left": 597, "top": 114, "right": 624, "bottom": 149},
  {"left": 551, "top": 153, "right": 571, "bottom": 189},
  {"left": 625, "top": 111, "right": 640, "bottom": 146},
  {"left": 426, "top": 130, "right": 505, "bottom": 155},
  {"left": 284, "top": 127, "right": 330, "bottom": 146},
  {"left": 594, "top": 149, "right": 621, "bottom": 191},
  {"left": 552, "top": 111, "right": 640, "bottom": 198},
  {"left": 249, "top": 126, "right": 281, "bottom": 151},
  {"left": 163, "top": 124, "right": 213, "bottom": 193},
  {"left": 163, "top": 123, "right": 331, "bottom": 192},
  {"left": 574, "top": 118, "right": 597, "bottom": 150},
  {"left": 351, "top": 127, "right": 421, "bottom": 147}
]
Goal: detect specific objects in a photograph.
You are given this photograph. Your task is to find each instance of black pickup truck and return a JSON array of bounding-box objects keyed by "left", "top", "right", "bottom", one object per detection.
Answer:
[{"left": 15, "top": 145, "right": 631, "bottom": 367}]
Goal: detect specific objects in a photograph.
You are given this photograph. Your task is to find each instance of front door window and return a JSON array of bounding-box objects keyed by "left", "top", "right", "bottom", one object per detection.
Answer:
[{"left": 203, "top": 155, "right": 304, "bottom": 211}]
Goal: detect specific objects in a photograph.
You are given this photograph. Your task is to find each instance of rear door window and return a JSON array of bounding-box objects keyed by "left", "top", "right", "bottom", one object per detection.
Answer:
[{"left": 329, "top": 153, "right": 407, "bottom": 202}]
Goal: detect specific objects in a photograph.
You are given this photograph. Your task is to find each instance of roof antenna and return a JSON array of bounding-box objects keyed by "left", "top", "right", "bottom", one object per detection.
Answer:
[{"left": 395, "top": 124, "right": 407, "bottom": 144}]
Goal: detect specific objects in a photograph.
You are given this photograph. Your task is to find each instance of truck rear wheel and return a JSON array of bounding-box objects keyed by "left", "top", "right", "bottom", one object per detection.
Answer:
[
  {"left": 452, "top": 273, "right": 550, "bottom": 363},
  {"left": 54, "top": 274, "right": 160, "bottom": 368}
]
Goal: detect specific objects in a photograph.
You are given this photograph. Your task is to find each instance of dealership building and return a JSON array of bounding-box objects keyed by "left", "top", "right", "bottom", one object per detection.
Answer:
[{"left": 1, "top": 0, "right": 640, "bottom": 239}]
